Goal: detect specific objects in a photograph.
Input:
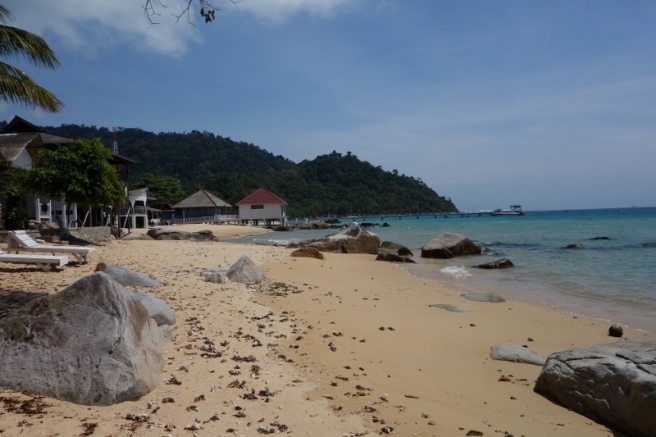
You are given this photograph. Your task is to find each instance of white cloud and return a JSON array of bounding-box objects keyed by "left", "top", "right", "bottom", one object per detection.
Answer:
[
  {"left": 4, "top": 0, "right": 202, "bottom": 56},
  {"left": 2, "top": 0, "right": 365, "bottom": 56}
]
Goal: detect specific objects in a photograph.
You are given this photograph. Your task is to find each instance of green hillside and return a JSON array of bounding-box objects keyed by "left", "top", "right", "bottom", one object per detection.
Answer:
[{"left": 12, "top": 122, "right": 458, "bottom": 216}]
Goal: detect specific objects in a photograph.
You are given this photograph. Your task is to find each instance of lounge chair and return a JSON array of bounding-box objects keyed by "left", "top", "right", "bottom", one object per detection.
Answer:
[
  {"left": 0, "top": 249, "right": 68, "bottom": 271},
  {"left": 7, "top": 230, "right": 95, "bottom": 264}
]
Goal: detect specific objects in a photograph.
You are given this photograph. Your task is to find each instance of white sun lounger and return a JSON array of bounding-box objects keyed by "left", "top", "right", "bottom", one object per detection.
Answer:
[
  {"left": 7, "top": 230, "right": 95, "bottom": 264},
  {"left": 0, "top": 248, "right": 68, "bottom": 271}
]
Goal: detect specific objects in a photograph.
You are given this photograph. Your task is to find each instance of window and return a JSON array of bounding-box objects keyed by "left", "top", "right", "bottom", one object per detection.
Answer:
[{"left": 251, "top": 204, "right": 264, "bottom": 209}]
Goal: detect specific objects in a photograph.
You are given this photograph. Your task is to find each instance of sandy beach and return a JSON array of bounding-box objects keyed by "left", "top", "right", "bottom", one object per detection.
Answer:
[{"left": 0, "top": 224, "right": 652, "bottom": 436}]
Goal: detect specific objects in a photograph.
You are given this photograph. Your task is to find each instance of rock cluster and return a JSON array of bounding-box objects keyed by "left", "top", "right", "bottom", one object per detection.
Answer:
[
  {"left": 147, "top": 227, "right": 215, "bottom": 241},
  {"left": 288, "top": 224, "right": 380, "bottom": 254}
]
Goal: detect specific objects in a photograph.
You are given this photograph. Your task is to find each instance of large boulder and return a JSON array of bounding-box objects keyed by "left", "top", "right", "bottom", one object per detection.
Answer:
[
  {"left": 103, "top": 265, "right": 163, "bottom": 287},
  {"left": 146, "top": 227, "right": 215, "bottom": 241},
  {"left": 289, "top": 224, "right": 380, "bottom": 254},
  {"left": 534, "top": 340, "right": 656, "bottom": 437},
  {"left": 226, "top": 256, "right": 265, "bottom": 284},
  {"left": 133, "top": 291, "right": 176, "bottom": 327},
  {"left": 0, "top": 273, "right": 173, "bottom": 406},
  {"left": 421, "top": 233, "right": 482, "bottom": 258}
]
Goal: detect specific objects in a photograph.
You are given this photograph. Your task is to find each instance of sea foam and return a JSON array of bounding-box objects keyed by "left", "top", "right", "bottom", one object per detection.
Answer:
[{"left": 440, "top": 266, "right": 471, "bottom": 278}]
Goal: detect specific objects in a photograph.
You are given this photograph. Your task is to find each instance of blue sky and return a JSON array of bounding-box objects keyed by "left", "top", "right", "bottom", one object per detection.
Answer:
[{"left": 2, "top": 0, "right": 655, "bottom": 211}]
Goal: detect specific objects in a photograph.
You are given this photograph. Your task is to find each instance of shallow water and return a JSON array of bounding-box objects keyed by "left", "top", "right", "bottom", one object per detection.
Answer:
[{"left": 230, "top": 207, "right": 656, "bottom": 334}]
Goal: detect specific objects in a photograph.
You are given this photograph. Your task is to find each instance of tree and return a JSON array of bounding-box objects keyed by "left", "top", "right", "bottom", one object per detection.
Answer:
[
  {"left": 132, "top": 173, "right": 186, "bottom": 208},
  {"left": 8, "top": 138, "right": 125, "bottom": 221},
  {"left": 143, "top": 0, "right": 240, "bottom": 24},
  {"left": 0, "top": 5, "right": 63, "bottom": 112}
]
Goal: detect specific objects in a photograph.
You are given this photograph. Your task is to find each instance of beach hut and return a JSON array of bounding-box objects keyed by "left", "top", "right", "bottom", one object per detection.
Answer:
[
  {"left": 236, "top": 187, "right": 288, "bottom": 226},
  {"left": 170, "top": 189, "right": 231, "bottom": 222}
]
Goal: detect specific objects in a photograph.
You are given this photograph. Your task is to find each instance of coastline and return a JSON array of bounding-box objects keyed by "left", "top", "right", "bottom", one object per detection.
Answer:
[{"left": 0, "top": 224, "right": 652, "bottom": 436}]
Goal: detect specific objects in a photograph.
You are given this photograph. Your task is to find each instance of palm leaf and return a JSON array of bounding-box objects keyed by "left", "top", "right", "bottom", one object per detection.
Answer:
[{"left": 0, "top": 61, "right": 63, "bottom": 112}]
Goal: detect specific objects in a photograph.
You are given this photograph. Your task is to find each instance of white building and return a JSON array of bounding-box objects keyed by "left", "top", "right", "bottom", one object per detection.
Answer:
[{"left": 236, "top": 187, "right": 288, "bottom": 226}]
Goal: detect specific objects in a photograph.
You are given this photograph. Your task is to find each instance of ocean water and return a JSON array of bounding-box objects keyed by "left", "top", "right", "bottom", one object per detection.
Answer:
[{"left": 229, "top": 207, "right": 656, "bottom": 334}]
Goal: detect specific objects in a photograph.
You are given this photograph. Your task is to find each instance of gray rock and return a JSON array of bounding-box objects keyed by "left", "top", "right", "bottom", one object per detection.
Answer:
[
  {"left": 428, "top": 304, "right": 470, "bottom": 312},
  {"left": 461, "top": 293, "right": 506, "bottom": 303},
  {"left": 289, "top": 224, "right": 380, "bottom": 254},
  {"left": 132, "top": 291, "right": 176, "bottom": 327},
  {"left": 379, "top": 241, "right": 414, "bottom": 257},
  {"left": 421, "top": 233, "right": 482, "bottom": 258},
  {"left": 226, "top": 256, "right": 265, "bottom": 284},
  {"left": 534, "top": 340, "right": 656, "bottom": 437},
  {"left": 120, "top": 232, "right": 154, "bottom": 241},
  {"left": 103, "top": 265, "right": 163, "bottom": 287},
  {"left": 376, "top": 252, "right": 415, "bottom": 263},
  {"left": 204, "top": 271, "right": 226, "bottom": 284},
  {"left": 473, "top": 258, "right": 514, "bottom": 269},
  {"left": 0, "top": 273, "right": 170, "bottom": 406},
  {"left": 146, "top": 227, "right": 215, "bottom": 241},
  {"left": 490, "top": 344, "right": 545, "bottom": 366}
]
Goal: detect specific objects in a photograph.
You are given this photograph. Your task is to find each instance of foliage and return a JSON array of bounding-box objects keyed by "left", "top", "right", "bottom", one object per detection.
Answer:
[
  {"left": 10, "top": 138, "right": 125, "bottom": 210},
  {"left": 28, "top": 123, "right": 458, "bottom": 217},
  {"left": 132, "top": 173, "right": 185, "bottom": 208},
  {"left": 0, "top": 5, "right": 63, "bottom": 112},
  {"left": 1, "top": 167, "right": 30, "bottom": 229}
]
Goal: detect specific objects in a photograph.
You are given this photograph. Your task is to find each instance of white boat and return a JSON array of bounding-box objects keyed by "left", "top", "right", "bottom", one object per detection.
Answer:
[{"left": 490, "top": 205, "right": 524, "bottom": 216}]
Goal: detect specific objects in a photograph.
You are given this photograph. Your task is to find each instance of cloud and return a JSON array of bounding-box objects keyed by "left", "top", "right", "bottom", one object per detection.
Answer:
[{"left": 3, "top": 0, "right": 364, "bottom": 56}]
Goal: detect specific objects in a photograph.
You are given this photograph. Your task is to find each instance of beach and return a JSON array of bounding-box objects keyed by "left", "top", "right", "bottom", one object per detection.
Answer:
[{"left": 0, "top": 224, "right": 652, "bottom": 436}]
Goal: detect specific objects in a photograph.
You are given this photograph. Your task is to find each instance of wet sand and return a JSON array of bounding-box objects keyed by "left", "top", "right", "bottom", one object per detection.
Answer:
[{"left": 0, "top": 224, "right": 651, "bottom": 436}]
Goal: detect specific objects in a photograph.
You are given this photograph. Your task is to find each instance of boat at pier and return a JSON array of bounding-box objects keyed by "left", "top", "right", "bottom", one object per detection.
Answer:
[{"left": 490, "top": 205, "right": 524, "bottom": 216}]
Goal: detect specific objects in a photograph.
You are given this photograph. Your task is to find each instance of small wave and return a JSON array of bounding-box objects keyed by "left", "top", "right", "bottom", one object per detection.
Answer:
[{"left": 440, "top": 266, "right": 471, "bottom": 278}]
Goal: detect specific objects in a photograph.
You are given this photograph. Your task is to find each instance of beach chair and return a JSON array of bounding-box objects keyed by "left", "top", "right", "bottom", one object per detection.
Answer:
[
  {"left": 7, "top": 230, "right": 95, "bottom": 264},
  {"left": 0, "top": 248, "right": 68, "bottom": 271}
]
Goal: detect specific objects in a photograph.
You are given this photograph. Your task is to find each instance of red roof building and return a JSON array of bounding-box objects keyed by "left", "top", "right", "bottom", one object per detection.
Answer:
[{"left": 236, "top": 188, "right": 288, "bottom": 226}]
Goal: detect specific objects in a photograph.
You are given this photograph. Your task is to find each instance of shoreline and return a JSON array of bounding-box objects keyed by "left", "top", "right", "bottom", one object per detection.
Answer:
[
  {"left": 0, "top": 225, "right": 652, "bottom": 436},
  {"left": 400, "top": 257, "right": 656, "bottom": 337},
  {"left": 259, "top": 251, "right": 654, "bottom": 436}
]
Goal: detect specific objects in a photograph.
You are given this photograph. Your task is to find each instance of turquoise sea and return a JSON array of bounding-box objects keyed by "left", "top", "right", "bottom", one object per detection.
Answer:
[{"left": 230, "top": 207, "right": 656, "bottom": 334}]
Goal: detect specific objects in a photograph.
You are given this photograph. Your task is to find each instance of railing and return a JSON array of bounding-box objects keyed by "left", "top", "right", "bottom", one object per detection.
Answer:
[
  {"left": 119, "top": 206, "right": 147, "bottom": 215},
  {"left": 164, "top": 215, "right": 238, "bottom": 225}
]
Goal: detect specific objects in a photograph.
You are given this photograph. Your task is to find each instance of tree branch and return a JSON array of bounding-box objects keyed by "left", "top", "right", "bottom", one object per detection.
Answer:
[{"left": 143, "top": 0, "right": 242, "bottom": 25}]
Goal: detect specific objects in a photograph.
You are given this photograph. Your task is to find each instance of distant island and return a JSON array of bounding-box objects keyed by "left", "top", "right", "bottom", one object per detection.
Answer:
[{"left": 0, "top": 121, "right": 457, "bottom": 217}]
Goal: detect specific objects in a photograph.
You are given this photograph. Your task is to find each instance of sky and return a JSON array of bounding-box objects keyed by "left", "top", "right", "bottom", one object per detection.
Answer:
[{"left": 2, "top": 0, "right": 655, "bottom": 211}]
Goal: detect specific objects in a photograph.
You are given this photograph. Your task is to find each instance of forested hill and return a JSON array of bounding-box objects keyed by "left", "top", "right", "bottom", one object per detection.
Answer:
[{"left": 5, "top": 121, "right": 457, "bottom": 216}]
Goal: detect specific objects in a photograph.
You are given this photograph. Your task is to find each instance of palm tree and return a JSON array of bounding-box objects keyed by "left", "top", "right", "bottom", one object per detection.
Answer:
[{"left": 0, "top": 5, "right": 63, "bottom": 112}]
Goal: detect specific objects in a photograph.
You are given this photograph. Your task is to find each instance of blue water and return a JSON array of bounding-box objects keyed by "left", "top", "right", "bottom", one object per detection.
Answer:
[{"left": 230, "top": 208, "right": 656, "bottom": 333}]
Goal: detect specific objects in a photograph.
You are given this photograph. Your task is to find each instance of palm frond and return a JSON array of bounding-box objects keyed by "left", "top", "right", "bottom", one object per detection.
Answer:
[
  {"left": 0, "top": 61, "right": 63, "bottom": 112},
  {"left": 0, "top": 25, "right": 60, "bottom": 69}
]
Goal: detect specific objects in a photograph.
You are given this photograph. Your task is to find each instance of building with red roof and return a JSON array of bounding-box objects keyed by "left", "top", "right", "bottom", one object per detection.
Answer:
[{"left": 235, "top": 187, "right": 288, "bottom": 226}]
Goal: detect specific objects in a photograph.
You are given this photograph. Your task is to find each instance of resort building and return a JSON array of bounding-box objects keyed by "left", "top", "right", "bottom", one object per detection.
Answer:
[
  {"left": 236, "top": 187, "right": 288, "bottom": 226},
  {"left": 0, "top": 116, "right": 135, "bottom": 229},
  {"left": 167, "top": 189, "right": 233, "bottom": 223},
  {"left": 118, "top": 188, "right": 161, "bottom": 229}
]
